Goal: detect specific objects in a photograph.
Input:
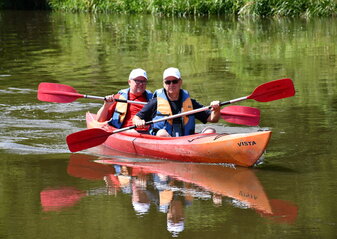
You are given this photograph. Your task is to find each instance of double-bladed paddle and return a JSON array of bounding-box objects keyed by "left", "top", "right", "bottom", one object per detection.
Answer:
[
  {"left": 37, "top": 82, "right": 260, "bottom": 125},
  {"left": 37, "top": 82, "right": 147, "bottom": 105},
  {"left": 66, "top": 78, "right": 295, "bottom": 153},
  {"left": 37, "top": 82, "right": 259, "bottom": 125}
]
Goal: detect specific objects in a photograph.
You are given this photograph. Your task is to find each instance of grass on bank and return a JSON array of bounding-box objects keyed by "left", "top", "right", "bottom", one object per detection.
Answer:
[
  {"left": 0, "top": 0, "right": 336, "bottom": 17},
  {"left": 46, "top": 0, "right": 337, "bottom": 17}
]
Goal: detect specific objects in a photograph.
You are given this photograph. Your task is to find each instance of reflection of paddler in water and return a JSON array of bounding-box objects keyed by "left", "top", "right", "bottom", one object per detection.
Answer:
[
  {"left": 44, "top": 153, "right": 298, "bottom": 225},
  {"left": 154, "top": 180, "right": 185, "bottom": 236},
  {"left": 166, "top": 183, "right": 197, "bottom": 237},
  {"left": 153, "top": 174, "right": 192, "bottom": 211},
  {"left": 153, "top": 173, "right": 173, "bottom": 213},
  {"left": 163, "top": 184, "right": 194, "bottom": 237},
  {"left": 104, "top": 165, "right": 132, "bottom": 194},
  {"left": 167, "top": 198, "right": 184, "bottom": 237},
  {"left": 153, "top": 174, "right": 195, "bottom": 237},
  {"left": 67, "top": 152, "right": 156, "bottom": 215},
  {"left": 95, "top": 158, "right": 298, "bottom": 224},
  {"left": 131, "top": 174, "right": 151, "bottom": 215}
]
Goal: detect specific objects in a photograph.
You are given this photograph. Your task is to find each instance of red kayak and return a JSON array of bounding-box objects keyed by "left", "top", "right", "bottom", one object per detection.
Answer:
[
  {"left": 85, "top": 113, "right": 271, "bottom": 167},
  {"left": 40, "top": 78, "right": 296, "bottom": 167}
]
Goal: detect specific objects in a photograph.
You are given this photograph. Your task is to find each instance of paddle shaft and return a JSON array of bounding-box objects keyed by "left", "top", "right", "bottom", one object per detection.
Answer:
[
  {"left": 112, "top": 98, "right": 244, "bottom": 134},
  {"left": 111, "top": 87, "right": 280, "bottom": 134},
  {"left": 38, "top": 85, "right": 147, "bottom": 105},
  {"left": 83, "top": 94, "right": 147, "bottom": 105},
  {"left": 82, "top": 94, "right": 243, "bottom": 112}
]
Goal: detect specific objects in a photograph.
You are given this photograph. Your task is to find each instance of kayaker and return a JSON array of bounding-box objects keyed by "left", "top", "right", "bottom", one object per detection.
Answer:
[
  {"left": 96, "top": 68, "right": 153, "bottom": 131},
  {"left": 132, "top": 67, "right": 220, "bottom": 137}
]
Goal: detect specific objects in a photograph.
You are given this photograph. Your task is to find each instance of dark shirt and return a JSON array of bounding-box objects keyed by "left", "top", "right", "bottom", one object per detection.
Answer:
[{"left": 136, "top": 95, "right": 211, "bottom": 124}]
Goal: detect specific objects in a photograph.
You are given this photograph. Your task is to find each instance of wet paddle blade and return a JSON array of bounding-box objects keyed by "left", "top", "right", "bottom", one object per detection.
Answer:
[
  {"left": 221, "top": 106, "right": 260, "bottom": 126},
  {"left": 248, "top": 78, "right": 295, "bottom": 102},
  {"left": 66, "top": 128, "right": 112, "bottom": 152},
  {"left": 37, "top": 82, "right": 84, "bottom": 103}
]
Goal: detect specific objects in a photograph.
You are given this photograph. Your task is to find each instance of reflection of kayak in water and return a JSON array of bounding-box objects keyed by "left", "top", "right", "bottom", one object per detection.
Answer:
[
  {"left": 40, "top": 153, "right": 298, "bottom": 223},
  {"left": 83, "top": 152, "right": 298, "bottom": 222},
  {"left": 83, "top": 112, "right": 271, "bottom": 167},
  {"left": 66, "top": 153, "right": 115, "bottom": 180},
  {"left": 95, "top": 157, "right": 273, "bottom": 215}
]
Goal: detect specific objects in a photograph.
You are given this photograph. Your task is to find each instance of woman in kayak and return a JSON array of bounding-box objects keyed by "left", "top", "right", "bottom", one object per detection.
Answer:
[
  {"left": 96, "top": 68, "right": 153, "bottom": 131},
  {"left": 132, "top": 67, "right": 220, "bottom": 137}
]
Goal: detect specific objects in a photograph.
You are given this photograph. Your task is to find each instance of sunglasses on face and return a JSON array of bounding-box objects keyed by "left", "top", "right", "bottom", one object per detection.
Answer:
[
  {"left": 133, "top": 79, "right": 147, "bottom": 85},
  {"left": 164, "top": 79, "right": 180, "bottom": 85}
]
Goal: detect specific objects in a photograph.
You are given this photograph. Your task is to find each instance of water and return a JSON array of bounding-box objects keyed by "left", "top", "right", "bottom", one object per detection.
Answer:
[{"left": 1, "top": 11, "right": 337, "bottom": 238}]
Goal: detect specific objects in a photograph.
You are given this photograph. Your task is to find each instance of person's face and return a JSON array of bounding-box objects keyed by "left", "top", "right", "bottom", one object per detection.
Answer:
[
  {"left": 163, "top": 76, "right": 182, "bottom": 95},
  {"left": 129, "top": 76, "right": 147, "bottom": 95}
]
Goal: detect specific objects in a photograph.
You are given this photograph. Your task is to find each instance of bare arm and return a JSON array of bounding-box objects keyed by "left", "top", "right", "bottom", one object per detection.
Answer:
[
  {"left": 96, "top": 95, "right": 115, "bottom": 122},
  {"left": 207, "top": 100, "right": 221, "bottom": 123}
]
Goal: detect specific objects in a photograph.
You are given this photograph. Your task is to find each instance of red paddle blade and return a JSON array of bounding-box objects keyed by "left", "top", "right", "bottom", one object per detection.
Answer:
[
  {"left": 248, "top": 78, "right": 295, "bottom": 102},
  {"left": 37, "top": 82, "right": 84, "bottom": 103},
  {"left": 66, "top": 128, "right": 112, "bottom": 152},
  {"left": 221, "top": 106, "right": 260, "bottom": 126}
]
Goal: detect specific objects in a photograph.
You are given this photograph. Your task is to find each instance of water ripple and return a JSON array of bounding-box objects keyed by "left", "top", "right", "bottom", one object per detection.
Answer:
[{"left": 0, "top": 98, "right": 100, "bottom": 154}]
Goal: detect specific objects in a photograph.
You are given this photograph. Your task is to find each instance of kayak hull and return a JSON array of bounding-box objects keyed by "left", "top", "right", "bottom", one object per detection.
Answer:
[{"left": 85, "top": 112, "right": 271, "bottom": 167}]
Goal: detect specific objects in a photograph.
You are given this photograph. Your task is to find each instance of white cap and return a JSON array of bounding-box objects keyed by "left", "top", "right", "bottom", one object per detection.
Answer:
[
  {"left": 129, "top": 68, "right": 148, "bottom": 81},
  {"left": 163, "top": 67, "right": 181, "bottom": 80}
]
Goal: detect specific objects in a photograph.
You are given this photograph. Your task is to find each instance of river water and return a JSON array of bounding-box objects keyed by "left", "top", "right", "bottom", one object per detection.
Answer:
[{"left": 0, "top": 11, "right": 336, "bottom": 238}]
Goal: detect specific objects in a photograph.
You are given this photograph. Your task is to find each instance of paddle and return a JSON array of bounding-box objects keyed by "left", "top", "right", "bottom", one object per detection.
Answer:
[
  {"left": 66, "top": 78, "right": 295, "bottom": 152},
  {"left": 37, "top": 82, "right": 147, "bottom": 105},
  {"left": 37, "top": 82, "right": 260, "bottom": 126},
  {"left": 220, "top": 105, "right": 260, "bottom": 126}
]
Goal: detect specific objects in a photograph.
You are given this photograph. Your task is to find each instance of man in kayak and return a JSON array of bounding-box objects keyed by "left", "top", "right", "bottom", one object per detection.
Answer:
[
  {"left": 132, "top": 67, "right": 220, "bottom": 137},
  {"left": 96, "top": 68, "right": 153, "bottom": 131}
]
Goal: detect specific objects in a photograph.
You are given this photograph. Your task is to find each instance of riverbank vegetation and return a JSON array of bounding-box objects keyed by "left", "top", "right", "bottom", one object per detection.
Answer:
[
  {"left": 1, "top": 0, "right": 337, "bottom": 17},
  {"left": 48, "top": 0, "right": 337, "bottom": 17}
]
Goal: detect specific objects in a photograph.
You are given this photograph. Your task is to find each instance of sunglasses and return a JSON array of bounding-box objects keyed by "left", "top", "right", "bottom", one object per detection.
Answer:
[
  {"left": 133, "top": 79, "right": 147, "bottom": 85},
  {"left": 164, "top": 79, "right": 180, "bottom": 85}
]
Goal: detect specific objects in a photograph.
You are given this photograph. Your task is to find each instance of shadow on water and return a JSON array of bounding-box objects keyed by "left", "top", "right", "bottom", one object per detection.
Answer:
[{"left": 40, "top": 151, "right": 298, "bottom": 237}]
